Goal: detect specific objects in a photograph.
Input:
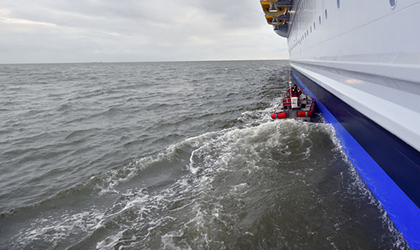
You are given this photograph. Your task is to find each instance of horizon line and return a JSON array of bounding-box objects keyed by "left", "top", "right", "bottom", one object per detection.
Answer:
[{"left": 0, "top": 58, "right": 290, "bottom": 65}]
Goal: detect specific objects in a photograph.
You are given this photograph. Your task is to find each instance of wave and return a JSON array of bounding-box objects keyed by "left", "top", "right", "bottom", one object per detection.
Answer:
[{"left": 5, "top": 119, "right": 402, "bottom": 249}]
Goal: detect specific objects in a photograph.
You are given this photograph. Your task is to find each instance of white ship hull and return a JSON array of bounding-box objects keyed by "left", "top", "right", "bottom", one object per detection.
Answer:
[
  {"left": 261, "top": 0, "right": 420, "bottom": 248},
  {"left": 289, "top": 0, "right": 420, "bottom": 154}
]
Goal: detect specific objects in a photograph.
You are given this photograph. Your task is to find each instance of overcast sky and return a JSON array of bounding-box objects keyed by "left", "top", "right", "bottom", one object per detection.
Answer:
[{"left": 0, "top": 0, "right": 288, "bottom": 63}]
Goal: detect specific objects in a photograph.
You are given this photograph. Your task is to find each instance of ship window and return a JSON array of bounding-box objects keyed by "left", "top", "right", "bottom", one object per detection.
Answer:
[
  {"left": 319, "top": 16, "right": 322, "bottom": 25},
  {"left": 314, "top": 22, "right": 316, "bottom": 30},
  {"left": 390, "top": 0, "right": 396, "bottom": 9},
  {"left": 325, "top": 9, "right": 328, "bottom": 19},
  {"left": 337, "top": 0, "right": 340, "bottom": 9}
]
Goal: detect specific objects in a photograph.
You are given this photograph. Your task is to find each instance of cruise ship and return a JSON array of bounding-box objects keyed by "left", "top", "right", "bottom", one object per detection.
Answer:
[{"left": 260, "top": 0, "right": 420, "bottom": 249}]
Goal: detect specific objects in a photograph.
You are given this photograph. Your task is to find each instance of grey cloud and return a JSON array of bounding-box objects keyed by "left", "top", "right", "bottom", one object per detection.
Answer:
[{"left": 0, "top": 0, "right": 288, "bottom": 63}]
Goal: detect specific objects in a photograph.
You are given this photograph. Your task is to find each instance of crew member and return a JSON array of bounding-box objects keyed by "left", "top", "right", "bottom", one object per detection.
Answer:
[{"left": 291, "top": 84, "right": 301, "bottom": 97}]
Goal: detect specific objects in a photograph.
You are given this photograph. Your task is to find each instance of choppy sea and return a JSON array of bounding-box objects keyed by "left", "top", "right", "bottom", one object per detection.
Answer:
[{"left": 0, "top": 60, "right": 409, "bottom": 249}]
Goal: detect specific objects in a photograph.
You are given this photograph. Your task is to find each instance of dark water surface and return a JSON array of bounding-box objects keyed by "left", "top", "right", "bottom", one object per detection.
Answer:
[{"left": 0, "top": 61, "right": 408, "bottom": 249}]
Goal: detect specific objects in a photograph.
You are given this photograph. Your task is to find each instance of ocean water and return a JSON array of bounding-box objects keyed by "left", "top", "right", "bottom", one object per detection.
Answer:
[{"left": 0, "top": 60, "right": 409, "bottom": 249}]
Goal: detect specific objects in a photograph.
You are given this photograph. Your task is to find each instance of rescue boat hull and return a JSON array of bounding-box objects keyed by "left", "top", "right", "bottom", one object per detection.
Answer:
[{"left": 271, "top": 84, "right": 316, "bottom": 122}]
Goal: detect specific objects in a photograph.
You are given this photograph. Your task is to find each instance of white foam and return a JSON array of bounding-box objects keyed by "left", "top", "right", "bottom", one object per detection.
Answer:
[
  {"left": 96, "top": 230, "right": 125, "bottom": 250},
  {"left": 46, "top": 114, "right": 357, "bottom": 248},
  {"left": 12, "top": 208, "right": 106, "bottom": 249},
  {"left": 76, "top": 118, "right": 379, "bottom": 248},
  {"left": 230, "top": 183, "right": 250, "bottom": 196}
]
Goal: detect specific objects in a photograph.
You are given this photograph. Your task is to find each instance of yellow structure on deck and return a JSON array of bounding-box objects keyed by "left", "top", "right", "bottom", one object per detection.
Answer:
[{"left": 260, "top": 0, "right": 291, "bottom": 27}]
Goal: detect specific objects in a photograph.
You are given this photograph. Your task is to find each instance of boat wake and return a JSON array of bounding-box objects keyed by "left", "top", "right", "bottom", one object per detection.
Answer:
[{"left": 1, "top": 117, "right": 408, "bottom": 249}]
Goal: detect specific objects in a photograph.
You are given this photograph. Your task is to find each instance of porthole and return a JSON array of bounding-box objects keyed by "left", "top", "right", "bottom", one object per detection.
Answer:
[
  {"left": 390, "top": 0, "right": 397, "bottom": 9},
  {"left": 337, "top": 0, "right": 340, "bottom": 9}
]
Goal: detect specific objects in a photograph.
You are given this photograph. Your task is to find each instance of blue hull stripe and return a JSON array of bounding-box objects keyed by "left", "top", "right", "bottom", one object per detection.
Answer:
[{"left": 293, "top": 70, "right": 420, "bottom": 250}]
